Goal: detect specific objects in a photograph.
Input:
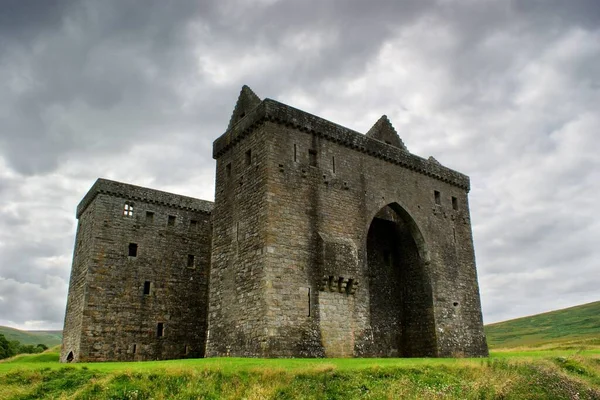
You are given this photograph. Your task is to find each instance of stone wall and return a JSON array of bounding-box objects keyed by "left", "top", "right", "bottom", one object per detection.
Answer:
[
  {"left": 61, "top": 179, "right": 213, "bottom": 362},
  {"left": 207, "top": 94, "right": 488, "bottom": 358}
]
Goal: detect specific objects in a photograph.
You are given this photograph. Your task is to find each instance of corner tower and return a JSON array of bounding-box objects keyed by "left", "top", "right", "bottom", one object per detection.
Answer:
[{"left": 206, "top": 87, "right": 488, "bottom": 357}]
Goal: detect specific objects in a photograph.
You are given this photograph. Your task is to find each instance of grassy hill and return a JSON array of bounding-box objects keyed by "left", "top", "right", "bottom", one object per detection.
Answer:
[
  {"left": 0, "top": 326, "right": 62, "bottom": 347},
  {"left": 485, "top": 300, "right": 600, "bottom": 349}
]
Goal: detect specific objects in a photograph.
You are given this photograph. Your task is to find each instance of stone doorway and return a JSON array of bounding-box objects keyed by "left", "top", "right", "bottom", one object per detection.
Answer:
[{"left": 366, "top": 203, "right": 437, "bottom": 357}]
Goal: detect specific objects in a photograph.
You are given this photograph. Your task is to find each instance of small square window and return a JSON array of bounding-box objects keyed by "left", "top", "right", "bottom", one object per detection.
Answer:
[
  {"left": 452, "top": 196, "right": 458, "bottom": 210},
  {"left": 157, "top": 323, "right": 164, "bottom": 337},
  {"left": 245, "top": 149, "right": 252, "bottom": 166},
  {"left": 434, "top": 190, "right": 441, "bottom": 205},
  {"left": 143, "top": 281, "right": 151, "bottom": 295},
  {"left": 187, "top": 254, "right": 195, "bottom": 268},
  {"left": 168, "top": 215, "right": 176, "bottom": 226},
  {"left": 128, "top": 243, "right": 138, "bottom": 257},
  {"left": 146, "top": 211, "right": 154, "bottom": 223},
  {"left": 123, "top": 202, "right": 134, "bottom": 217},
  {"left": 190, "top": 220, "right": 198, "bottom": 230}
]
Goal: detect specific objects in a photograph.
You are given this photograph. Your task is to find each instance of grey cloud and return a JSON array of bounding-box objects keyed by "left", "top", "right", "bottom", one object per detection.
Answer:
[{"left": 0, "top": 0, "right": 599, "bottom": 328}]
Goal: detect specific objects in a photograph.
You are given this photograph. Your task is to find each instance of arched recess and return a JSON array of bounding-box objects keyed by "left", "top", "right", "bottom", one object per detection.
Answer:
[
  {"left": 66, "top": 351, "right": 74, "bottom": 363},
  {"left": 366, "top": 202, "right": 437, "bottom": 357}
]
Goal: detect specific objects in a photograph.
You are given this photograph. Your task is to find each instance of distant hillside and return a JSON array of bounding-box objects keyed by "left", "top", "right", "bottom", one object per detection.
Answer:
[
  {"left": 485, "top": 300, "right": 600, "bottom": 349},
  {"left": 0, "top": 326, "right": 62, "bottom": 347}
]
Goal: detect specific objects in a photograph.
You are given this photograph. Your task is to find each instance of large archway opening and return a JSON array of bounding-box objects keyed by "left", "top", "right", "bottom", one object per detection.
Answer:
[{"left": 366, "top": 203, "right": 437, "bottom": 357}]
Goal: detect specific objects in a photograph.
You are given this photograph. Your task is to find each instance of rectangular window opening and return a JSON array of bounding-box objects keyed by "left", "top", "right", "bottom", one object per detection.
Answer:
[
  {"left": 332, "top": 156, "right": 336, "bottom": 173},
  {"left": 132, "top": 344, "right": 137, "bottom": 354},
  {"left": 168, "top": 215, "right": 176, "bottom": 226},
  {"left": 226, "top": 163, "right": 231, "bottom": 178},
  {"left": 190, "top": 220, "right": 198, "bottom": 230},
  {"left": 156, "top": 323, "right": 164, "bottom": 338},
  {"left": 434, "top": 190, "right": 441, "bottom": 205},
  {"left": 128, "top": 243, "right": 138, "bottom": 257},
  {"left": 143, "top": 281, "right": 151, "bottom": 295},
  {"left": 307, "top": 288, "right": 311, "bottom": 317},
  {"left": 294, "top": 144, "right": 297, "bottom": 162},
  {"left": 187, "top": 254, "right": 195, "bottom": 268},
  {"left": 145, "top": 211, "right": 154, "bottom": 223},
  {"left": 452, "top": 196, "right": 458, "bottom": 210},
  {"left": 309, "top": 149, "right": 317, "bottom": 167},
  {"left": 245, "top": 149, "right": 252, "bottom": 166}
]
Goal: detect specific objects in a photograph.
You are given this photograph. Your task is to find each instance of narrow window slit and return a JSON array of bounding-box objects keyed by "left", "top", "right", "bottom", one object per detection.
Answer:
[
  {"left": 309, "top": 149, "right": 317, "bottom": 167},
  {"left": 434, "top": 190, "right": 441, "bottom": 205},
  {"left": 245, "top": 149, "right": 252, "bottom": 166},
  {"left": 157, "top": 323, "right": 164, "bottom": 337},
  {"left": 143, "top": 281, "right": 151, "bottom": 295}
]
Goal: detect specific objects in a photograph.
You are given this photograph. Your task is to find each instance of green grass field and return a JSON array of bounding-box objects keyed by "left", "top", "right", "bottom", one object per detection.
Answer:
[
  {"left": 0, "top": 326, "right": 62, "bottom": 347},
  {"left": 485, "top": 300, "right": 600, "bottom": 349},
  {"left": 1, "top": 348, "right": 599, "bottom": 399},
  {"left": 1, "top": 302, "right": 599, "bottom": 399}
]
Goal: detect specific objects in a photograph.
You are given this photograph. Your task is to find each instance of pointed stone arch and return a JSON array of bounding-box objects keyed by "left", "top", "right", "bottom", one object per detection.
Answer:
[{"left": 365, "top": 202, "right": 437, "bottom": 357}]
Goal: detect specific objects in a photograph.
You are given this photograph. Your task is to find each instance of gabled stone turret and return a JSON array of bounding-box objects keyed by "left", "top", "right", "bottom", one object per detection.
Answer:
[
  {"left": 366, "top": 115, "right": 408, "bottom": 152},
  {"left": 226, "top": 85, "right": 261, "bottom": 130}
]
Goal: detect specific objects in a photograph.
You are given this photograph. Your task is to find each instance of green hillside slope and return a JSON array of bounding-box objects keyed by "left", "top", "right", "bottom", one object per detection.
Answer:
[
  {"left": 0, "top": 326, "right": 62, "bottom": 347},
  {"left": 485, "top": 300, "right": 600, "bottom": 349}
]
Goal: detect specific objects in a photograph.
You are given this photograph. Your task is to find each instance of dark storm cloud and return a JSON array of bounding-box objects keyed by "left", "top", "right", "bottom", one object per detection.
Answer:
[{"left": 0, "top": 0, "right": 598, "bottom": 328}]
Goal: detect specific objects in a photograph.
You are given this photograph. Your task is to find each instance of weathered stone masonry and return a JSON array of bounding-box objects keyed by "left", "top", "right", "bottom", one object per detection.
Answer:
[
  {"left": 62, "top": 86, "right": 488, "bottom": 361},
  {"left": 61, "top": 179, "right": 212, "bottom": 362}
]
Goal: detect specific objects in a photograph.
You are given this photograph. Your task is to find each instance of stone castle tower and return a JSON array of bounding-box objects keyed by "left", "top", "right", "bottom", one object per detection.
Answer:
[{"left": 61, "top": 86, "right": 488, "bottom": 362}]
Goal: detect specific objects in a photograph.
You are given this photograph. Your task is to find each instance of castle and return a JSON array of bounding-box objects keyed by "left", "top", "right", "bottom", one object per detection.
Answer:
[{"left": 61, "top": 86, "right": 488, "bottom": 362}]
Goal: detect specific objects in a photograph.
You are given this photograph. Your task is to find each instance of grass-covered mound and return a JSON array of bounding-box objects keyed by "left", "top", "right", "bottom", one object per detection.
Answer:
[
  {"left": 1, "top": 348, "right": 600, "bottom": 399},
  {"left": 486, "top": 300, "right": 600, "bottom": 349}
]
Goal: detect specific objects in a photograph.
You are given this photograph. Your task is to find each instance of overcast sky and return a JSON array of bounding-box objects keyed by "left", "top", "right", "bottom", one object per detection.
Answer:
[{"left": 1, "top": 0, "right": 599, "bottom": 331}]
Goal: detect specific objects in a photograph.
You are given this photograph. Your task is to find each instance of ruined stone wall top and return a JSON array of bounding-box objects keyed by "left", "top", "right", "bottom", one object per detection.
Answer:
[
  {"left": 212, "top": 99, "right": 470, "bottom": 191},
  {"left": 76, "top": 178, "right": 214, "bottom": 218}
]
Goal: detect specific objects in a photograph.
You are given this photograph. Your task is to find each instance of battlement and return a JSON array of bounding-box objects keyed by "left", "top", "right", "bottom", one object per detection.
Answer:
[
  {"left": 76, "top": 178, "right": 214, "bottom": 218},
  {"left": 213, "top": 99, "right": 470, "bottom": 191}
]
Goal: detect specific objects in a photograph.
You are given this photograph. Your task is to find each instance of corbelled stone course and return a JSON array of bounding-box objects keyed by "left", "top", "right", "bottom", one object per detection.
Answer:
[{"left": 213, "top": 99, "right": 470, "bottom": 191}]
